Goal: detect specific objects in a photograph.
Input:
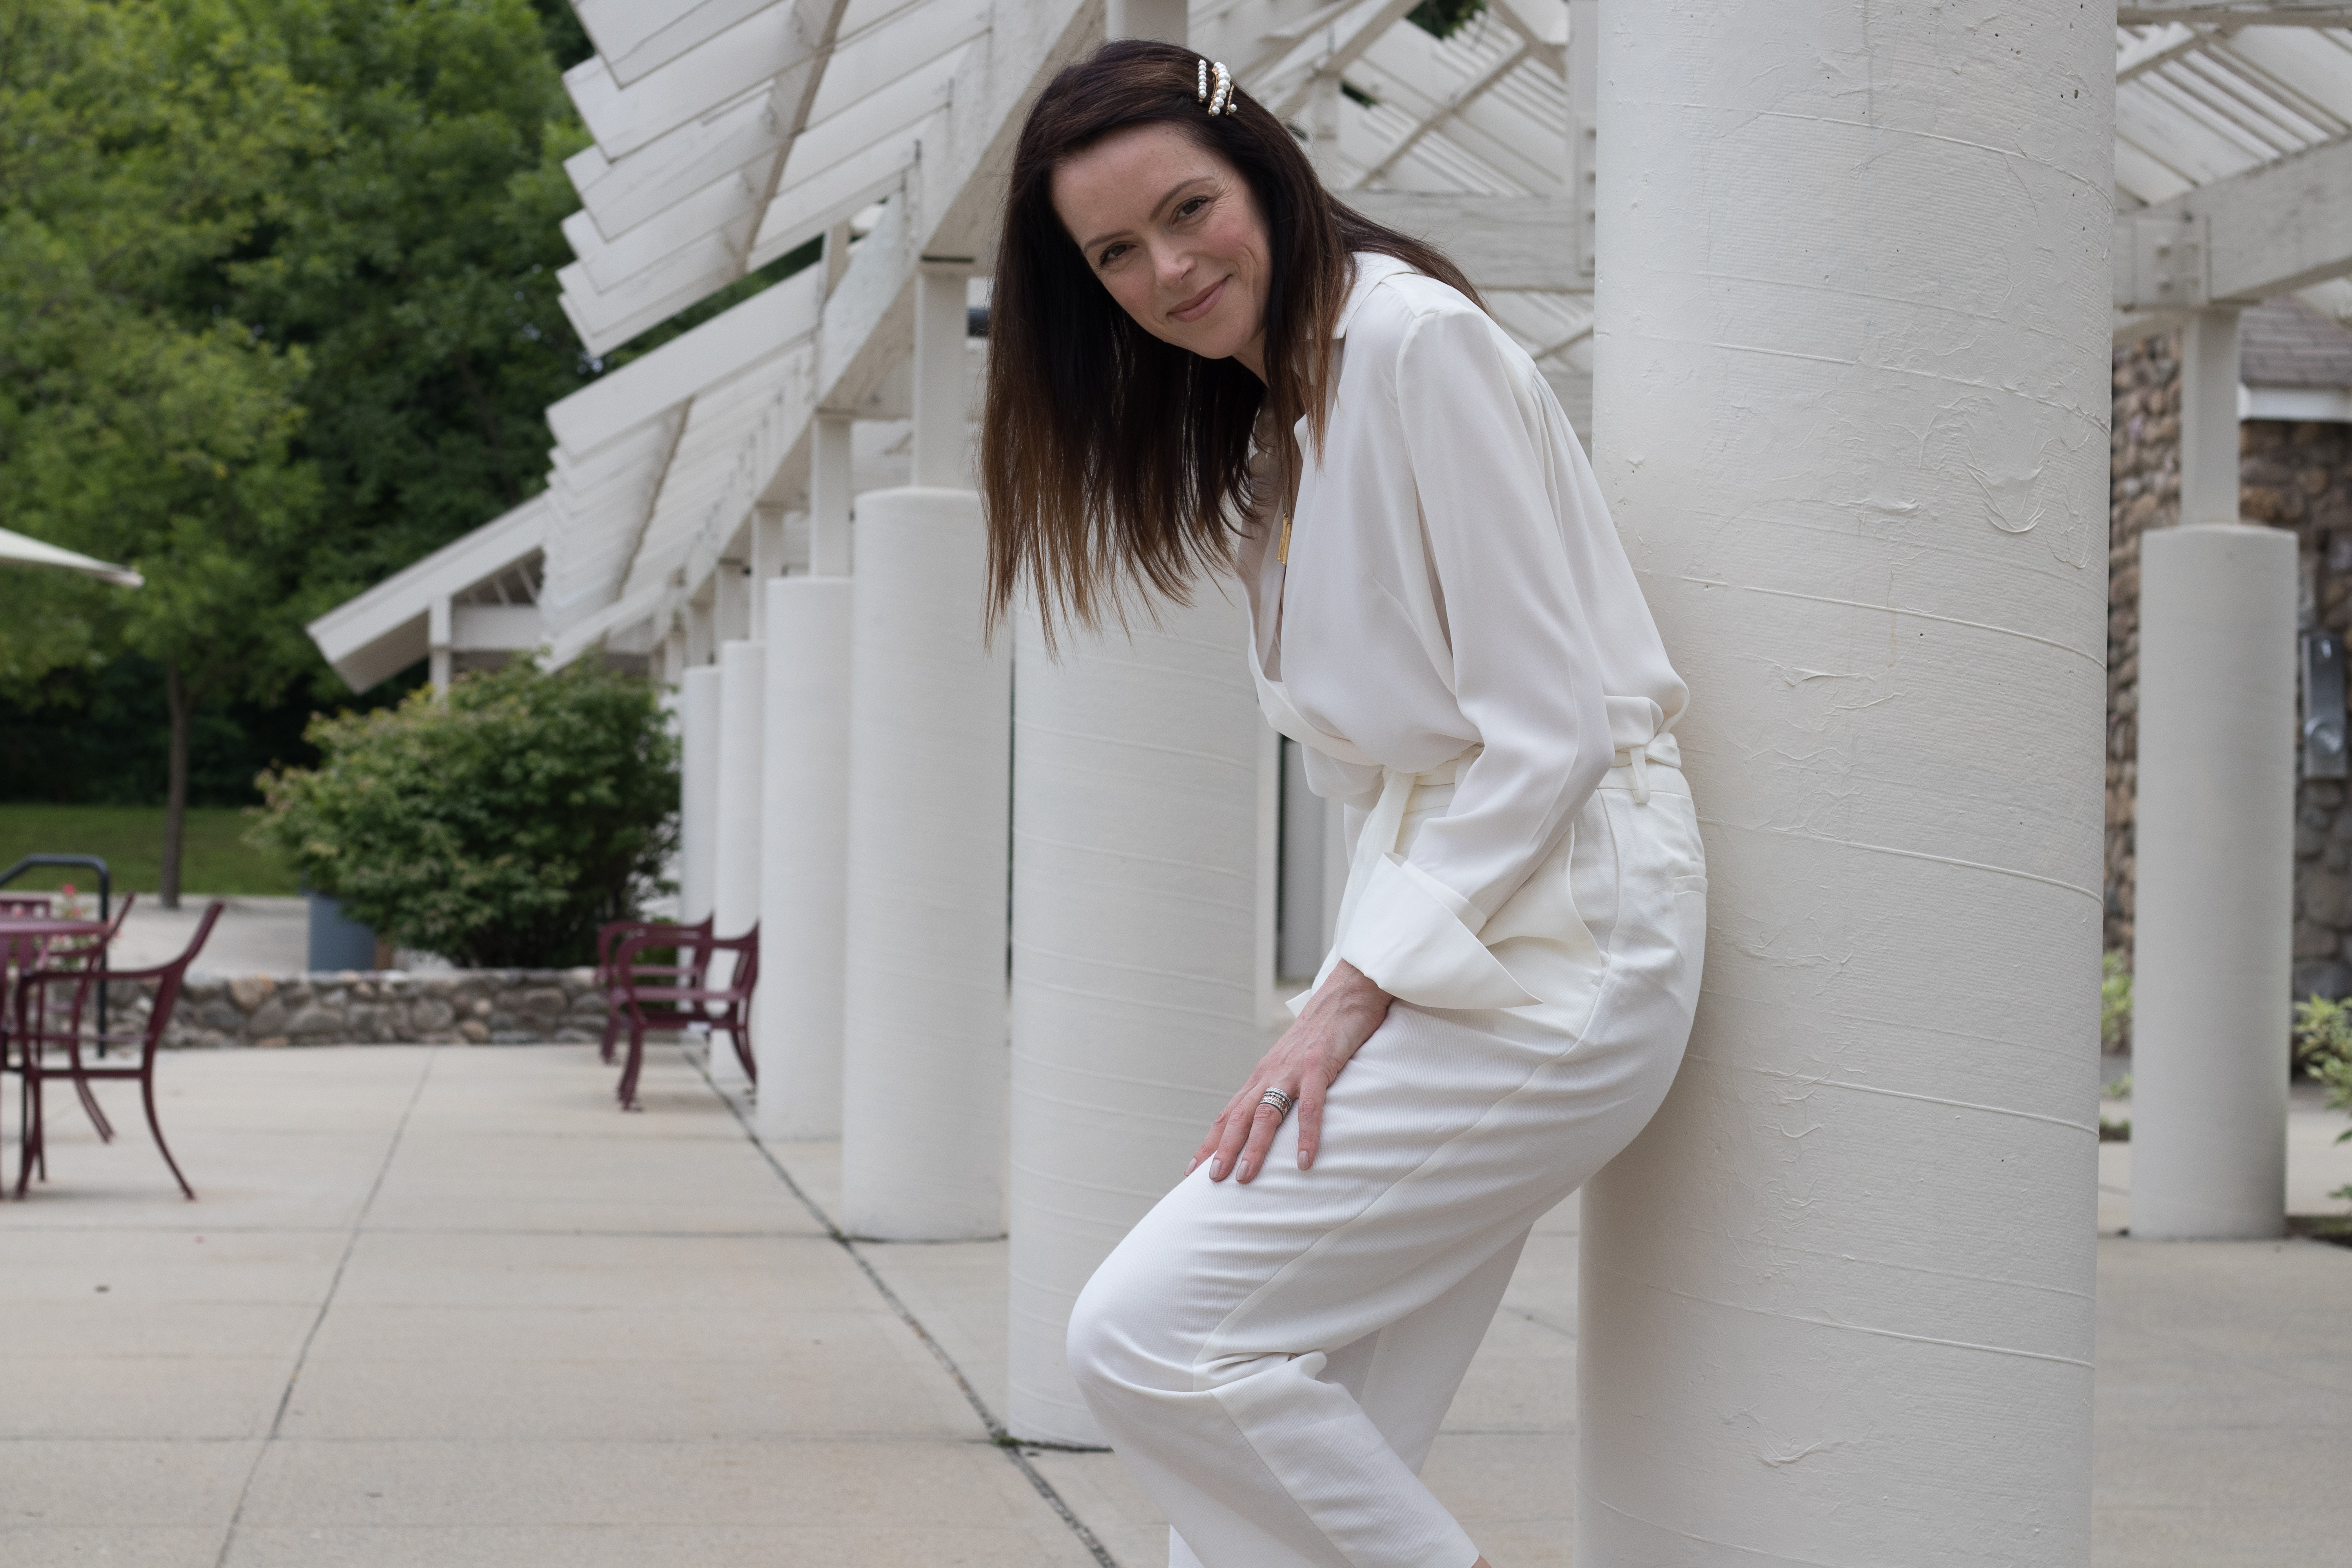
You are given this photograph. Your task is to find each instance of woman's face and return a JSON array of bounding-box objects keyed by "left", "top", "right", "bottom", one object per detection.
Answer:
[{"left": 1050, "top": 121, "right": 1272, "bottom": 379}]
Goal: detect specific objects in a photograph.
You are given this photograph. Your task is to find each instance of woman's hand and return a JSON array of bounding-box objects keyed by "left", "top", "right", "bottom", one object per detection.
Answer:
[{"left": 1190, "top": 960, "right": 1394, "bottom": 1184}]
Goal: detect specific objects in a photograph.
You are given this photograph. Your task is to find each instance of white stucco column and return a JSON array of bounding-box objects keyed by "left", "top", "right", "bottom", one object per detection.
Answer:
[
  {"left": 912, "top": 266, "right": 971, "bottom": 490},
  {"left": 2178, "top": 309, "right": 2244, "bottom": 530},
  {"left": 1581, "top": 4, "right": 2108, "bottom": 1562},
  {"left": 707, "top": 639, "right": 765, "bottom": 1086},
  {"left": 2133, "top": 525, "right": 2294, "bottom": 1239},
  {"left": 677, "top": 664, "right": 722, "bottom": 927},
  {"left": 839, "top": 486, "right": 1009, "bottom": 1239},
  {"left": 1006, "top": 592, "right": 1268, "bottom": 1444},
  {"left": 812, "top": 414, "right": 855, "bottom": 577},
  {"left": 756, "top": 574, "right": 855, "bottom": 1142}
]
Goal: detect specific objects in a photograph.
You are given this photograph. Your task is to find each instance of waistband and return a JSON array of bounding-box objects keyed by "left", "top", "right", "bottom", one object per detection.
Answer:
[{"left": 1405, "top": 734, "right": 1682, "bottom": 808}]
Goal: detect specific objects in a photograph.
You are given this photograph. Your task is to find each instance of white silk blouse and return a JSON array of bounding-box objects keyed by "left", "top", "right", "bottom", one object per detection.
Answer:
[{"left": 1236, "top": 252, "right": 1688, "bottom": 1011}]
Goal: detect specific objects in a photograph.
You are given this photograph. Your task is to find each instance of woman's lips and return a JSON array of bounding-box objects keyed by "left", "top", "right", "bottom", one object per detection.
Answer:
[{"left": 1170, "top": 276, "right": 1228, "bottom": 324}]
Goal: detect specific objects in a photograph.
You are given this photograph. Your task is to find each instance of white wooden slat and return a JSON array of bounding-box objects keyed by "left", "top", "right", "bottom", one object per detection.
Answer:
[
  {"left": 1350, "top": 29, "right": 1561, "bottom": 193},
  {"left": 747, "top": 129, "right": 928, "bottom": 262},
  {"left": 2118, "top": 4, "right": 2352, "bottom": 23},
  {"left": 566, "top": 174, "right": 762, "bottom": 292},
  {"left": 565, "top": 3, "right": 817, "bottom": 159},
  {"left": 540, "top": 410, "right": 685, "bottom": 626},
  {"left": 2117, "top": 136, "right": 2198, "bottom": 204},
  {"left": 2214, "top": 27, "right": 2352, "bottom": 130},
  {"left": 576, "top": 0, "right": 781, "bottom": 86},
  {"left": 1343, "top": 191, "right": 1573, "bottom": 288},
  {"left": 568, "top": 88, "right": 775, "bottom": 241},
  {"left": 2117, "top": 23, "right": 2207, "bottom": 82},
  {"left": 2120, "top": 80, "right": 2270, "bottom": 183},
  {"left": 550, "top": 263, "right": 828, "bottom": 455},
  {"left": 2170, "top": 51, "right": 2332, "bottom": 148},
  {"left": 564, "top": 13, "right": 967, "bottom": 296},
  {"left": 559, "top": 67, "right": 951, "bottom": 350},
  {"left": 561, "top": 234, "right": 750, "bottom": 353},
  {"left": 800, "top": 0, "right": 991, "bottom": 124},
  {"left": 780, "top": 52, "right": 962, "bottom": 193}
]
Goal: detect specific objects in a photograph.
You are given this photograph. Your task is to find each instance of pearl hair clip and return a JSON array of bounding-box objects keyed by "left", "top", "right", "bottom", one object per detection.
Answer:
[{"left": 1197, "top": 57, "right": 1238, "bottom": 116}]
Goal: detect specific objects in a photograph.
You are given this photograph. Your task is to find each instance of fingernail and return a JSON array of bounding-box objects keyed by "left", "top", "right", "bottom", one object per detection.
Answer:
[
  {"left": 1184, "top": 1157, "right": 1198, "bottom": 1176},
  {"left": 1237, "top": 1159, "right": 1252, "bottom": 1182},
  {"left": 1209, "top": 1158, "right": 1224, "bottom": 1180}
]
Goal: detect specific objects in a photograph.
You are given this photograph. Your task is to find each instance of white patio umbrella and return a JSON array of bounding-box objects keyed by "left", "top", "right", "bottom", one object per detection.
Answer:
[{"left": 0, "top": 526, "right": 142, "bottom": 588}]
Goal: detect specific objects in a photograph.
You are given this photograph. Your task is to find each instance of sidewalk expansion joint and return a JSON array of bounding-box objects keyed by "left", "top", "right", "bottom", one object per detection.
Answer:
[
  {"left": 212, "top": 1043, "right": 440, "bottom": 1568},
  {"left": 703, "top": 1065, "right": 1120, "bottom": 1568}
]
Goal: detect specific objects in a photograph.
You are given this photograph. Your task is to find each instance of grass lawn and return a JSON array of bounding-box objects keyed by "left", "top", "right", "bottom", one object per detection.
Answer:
[{"left": 0, "top": 804, "right": 299, "bottom": 897}]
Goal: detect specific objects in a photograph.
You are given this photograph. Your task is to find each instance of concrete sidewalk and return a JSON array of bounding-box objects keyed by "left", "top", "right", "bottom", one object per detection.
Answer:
[
  {"left": 0, "top": 1045, "right": 1101, "bottom": 1566},
  {"left": 4, "top": 1042, "right": 2348, "bottom": 1566}
]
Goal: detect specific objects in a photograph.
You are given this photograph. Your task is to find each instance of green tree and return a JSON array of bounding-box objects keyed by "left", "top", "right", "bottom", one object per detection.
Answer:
[
  {"left": 252, "top": 656, "right": 678, "bottom": 967},
  {"left": 231, "top": 0, "right": 601, "bottom": 582},
  {"left": 0, "top": 0, "right": 330, "bottom": 902}
]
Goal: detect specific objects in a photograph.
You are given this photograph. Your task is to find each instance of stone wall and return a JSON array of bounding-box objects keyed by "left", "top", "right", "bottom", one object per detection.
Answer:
[
  {"left": 111, "top": 968, "right": 612, "bottom": 1050},
  {"left": 2107, "top": 332, "right": 2352, "bottom": 1003}
]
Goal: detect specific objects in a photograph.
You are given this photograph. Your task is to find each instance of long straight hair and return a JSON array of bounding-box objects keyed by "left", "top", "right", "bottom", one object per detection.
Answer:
[{"left": 981, "top": 38, "right": 1480, "bottom": 641}]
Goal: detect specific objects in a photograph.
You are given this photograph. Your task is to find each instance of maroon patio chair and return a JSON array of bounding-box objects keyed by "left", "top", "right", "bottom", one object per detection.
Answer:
[
  {"left": 7, "top": 900, "right": 221, "bottom": 1200},
  {"left": 593, "top": 914, "right": 713, "bottom": 1062},
  {"left": 22, "top": 892, "right": 138, "bottom": 1134},
  {"left": 611, "top": 922, "right": 757, "bottom": 1111},
  {"left": 0, "top": 895, "right": 53, "bottom": 917}
]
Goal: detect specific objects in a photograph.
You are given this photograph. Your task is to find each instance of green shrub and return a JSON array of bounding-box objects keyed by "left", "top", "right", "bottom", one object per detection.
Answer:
[
  {"left": 2102, "top": 951, "right": 2132, "bottom": 1052},
  {"left": 2293, "top": 993, "right": 2352, "bottom": 1077},
  {"left": 2298, "top": 996, "right": 2352, "bottom": 1203},
  {"left": 250, "top": 658, "right": 677, "bottom": 967}
]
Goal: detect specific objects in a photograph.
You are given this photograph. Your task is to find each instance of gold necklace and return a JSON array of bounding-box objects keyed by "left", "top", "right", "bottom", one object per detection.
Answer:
[{"left": 1278, "top": 511, "right": 1292, "bottom": 564}]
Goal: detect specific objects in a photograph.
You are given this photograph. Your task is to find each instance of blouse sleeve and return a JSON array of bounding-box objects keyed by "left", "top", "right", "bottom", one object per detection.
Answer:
[{"left": 1328, "top": 304, "right": 1616, "bottom": 1012}]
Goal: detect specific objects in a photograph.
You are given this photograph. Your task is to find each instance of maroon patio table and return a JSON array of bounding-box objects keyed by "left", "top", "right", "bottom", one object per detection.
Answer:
[{"left": 0, "top": 913, "right": 112, "bottom": 1191}]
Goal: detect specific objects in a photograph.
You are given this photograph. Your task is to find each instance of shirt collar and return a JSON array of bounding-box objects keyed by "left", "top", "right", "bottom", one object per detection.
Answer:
[{"left": 1333, "top": 252, "right": 1417, "bottom": 339}]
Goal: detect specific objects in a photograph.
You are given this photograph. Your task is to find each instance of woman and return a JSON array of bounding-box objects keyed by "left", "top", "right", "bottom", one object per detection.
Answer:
[{"left": 981, "top": 40, "right": 1704, "bottom": 1568}]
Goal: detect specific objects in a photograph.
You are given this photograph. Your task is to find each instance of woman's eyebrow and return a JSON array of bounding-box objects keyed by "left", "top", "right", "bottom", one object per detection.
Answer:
[{"left": 1081, "top": 176, "right": 1216, "bottom": 251}]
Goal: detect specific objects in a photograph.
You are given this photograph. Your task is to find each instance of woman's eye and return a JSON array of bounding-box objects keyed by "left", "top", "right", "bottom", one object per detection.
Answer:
[
  {"left": 1176, "top": 197, "right": 1208, "bottom": 221},
  {"left": 1097, "top": 243, "right": 1129, "bottom": 268}
]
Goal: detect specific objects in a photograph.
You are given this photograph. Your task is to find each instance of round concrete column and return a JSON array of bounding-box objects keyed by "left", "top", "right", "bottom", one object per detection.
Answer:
[
  {"left": 1005, "top": 592, "right": 1267, "bottom": 1445},
  {"left": 709, "top": 639, "right": 765, "bottom": 1087},
  {"left": 1582, "top": 2, "right": 2109, "bottom": 1560},
  {"left": 840, "top": 487, "right": 1010, "bottom": 1240},
  {"left": 756, "top": 575, "right": 855, "bottom": 1142},
  {"left": 2132, "top": 524, "right": 2295, "bottom": 1239},
  {"left": 677, "top": 665, "right": 721, "bottom": 927}
]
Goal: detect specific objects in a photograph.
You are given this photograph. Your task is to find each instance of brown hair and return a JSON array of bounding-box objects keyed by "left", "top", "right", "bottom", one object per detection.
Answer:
[{"left": 980, "top": 38, "right": 1480, "bottom": 641}]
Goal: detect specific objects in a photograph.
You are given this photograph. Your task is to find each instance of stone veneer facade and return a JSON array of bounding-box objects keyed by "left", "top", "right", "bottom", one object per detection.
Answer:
[
  {"left": 2108, "top": 332, "right": 2352, "bottom": 1016},
  {"left": 123, "top": 968, "right": 613, "bottom": 1050}
]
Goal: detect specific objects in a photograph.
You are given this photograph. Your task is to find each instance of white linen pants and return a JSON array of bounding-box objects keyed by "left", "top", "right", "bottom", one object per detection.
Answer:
[{"left": 1067, "top": 749, "right": 1705, "bottom": 1568}]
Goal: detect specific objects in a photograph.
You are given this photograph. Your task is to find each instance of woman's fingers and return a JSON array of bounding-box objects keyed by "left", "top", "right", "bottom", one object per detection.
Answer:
[
  {"left": 1235, "top": 1098, "right": 1287, "bottom": 1183},
  {"left": 1187, "top": 1111, "right": 1227, "bottom": 1176},
  {"left": 1294, "top": 1074, "right": 1326, "bottom": 1170},
  {"left": 1209, "top": 1088, "right": 1263, "bottom": 1180}
]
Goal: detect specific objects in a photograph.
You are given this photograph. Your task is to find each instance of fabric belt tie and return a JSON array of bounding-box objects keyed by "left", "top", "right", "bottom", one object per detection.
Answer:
[{"left": 1319, "top": 735, "right": 1682, "bottom": 1000}]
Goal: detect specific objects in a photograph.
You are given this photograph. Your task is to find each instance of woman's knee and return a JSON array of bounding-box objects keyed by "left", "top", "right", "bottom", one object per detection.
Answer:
[{"left": 1067, "top": 1248, "right": 1193, "bottom": 1402}]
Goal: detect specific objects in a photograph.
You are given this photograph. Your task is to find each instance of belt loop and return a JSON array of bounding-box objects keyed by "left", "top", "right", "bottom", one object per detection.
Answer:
[{"left": 1629, "top": 747, "right": 1651, "bottom": 806}]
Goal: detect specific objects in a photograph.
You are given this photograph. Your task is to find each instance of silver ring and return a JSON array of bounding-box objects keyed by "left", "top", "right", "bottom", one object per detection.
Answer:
[{"left": 1258, "top": 1087, "right": 1293, "bottom": 1117}]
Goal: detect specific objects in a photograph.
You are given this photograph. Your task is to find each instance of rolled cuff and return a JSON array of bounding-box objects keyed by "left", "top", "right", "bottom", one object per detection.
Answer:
[{"left": 1333, "top": 853, "right": 1540, "bottom": 1012}]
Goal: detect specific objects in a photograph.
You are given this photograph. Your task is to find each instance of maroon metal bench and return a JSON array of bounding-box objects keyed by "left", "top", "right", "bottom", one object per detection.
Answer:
[
  {"left": 610, "top": 922, "right": 757, "bottom": 1111},
  {"left": 8, "top": 900, "right": 220, "bottom": 1200},
  {"left": 593, "top": 914, "right": 713, "bottom": 1063}
]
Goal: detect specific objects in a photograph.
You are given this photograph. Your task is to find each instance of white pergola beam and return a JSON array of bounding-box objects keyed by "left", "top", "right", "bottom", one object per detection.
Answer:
[
  {"left": 309, "top": 496, "right": 549, "bottom": 690},
  {"left": 2128, "top": 129, "right": 2352, "bottom": 304},
  {"left": 2118, "top": 4, "right": 2352, "bottom": 23}
]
